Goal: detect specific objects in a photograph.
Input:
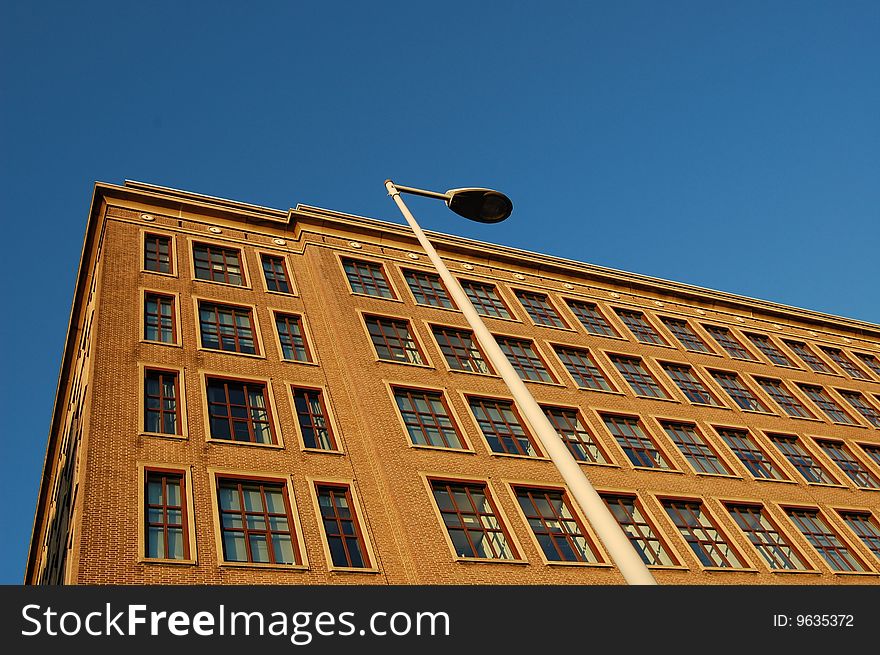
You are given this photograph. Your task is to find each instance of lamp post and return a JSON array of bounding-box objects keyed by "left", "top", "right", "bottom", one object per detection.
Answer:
[{"left": 385, "top": 179, "right": 657, "bottom": 585}]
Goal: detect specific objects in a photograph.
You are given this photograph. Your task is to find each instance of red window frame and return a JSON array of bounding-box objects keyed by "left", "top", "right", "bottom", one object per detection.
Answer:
[
  {"left": 429, "top": 479, "right": 517, "bottom": 560},
  {"left": 292, "top": 386, "right": 337, "bottom": 450},
  {"left": 144, "top": 292, "right": 177, "bottom": 344},
  {"left": 193, "top": 242, "right": 245, "bottom": 286},
  {"left": 514, "top": 290, "right": 567, "bottom": 328},
  {"left": 315, "top": 483, "right": 371, "bottom": 568},
  {"left": 144, "top": 468, "right": 189, "bottom": 560},
  {"left": 144, "top": 233, "right": 172, "bottom": 274},
  {"left": 260, "top": 254, "right": 293, "bottom": 294},
  {"left": 206, "top": 376, "right": 276, "bottom": 444},
  {"left": 144, "top": 368, "right": 181, "bottom": 435},
  {"left": 198, "top": 301, "right": 258, "bottom": 355},
  {"left": 274, "top": 312, "right": 312, "bottom": 362}
]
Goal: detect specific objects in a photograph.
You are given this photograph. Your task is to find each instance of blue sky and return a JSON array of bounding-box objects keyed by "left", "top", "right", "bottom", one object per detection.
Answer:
[{"left": 1, "top": 1, "right": 877, "bottom": 584}]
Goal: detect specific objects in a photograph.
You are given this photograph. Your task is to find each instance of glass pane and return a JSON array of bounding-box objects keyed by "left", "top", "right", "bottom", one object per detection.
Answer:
[
  {"left": 147, "top": 480, "right": 163, "bottom": 505},
  {"left": 218, "top": 486, "right": 239, "bottom": 510},
  {"left": 246, "top": 515, "right": 267, "bottom": 531},
  {"left": 265, "top": 490, "right": 286, "bottom": 514},
  {"left": 273, "top": 534, "right": 295, "bottom": 565},
  {"left": 223, "top": 532, "right": 247, "bottom": 562},
  {"left": 147, "top": 508, "right": 164, "bottom": 524},
  {"left": 249, "top": 535, "right": 269, "bottom": 563},
  {"left": 166, "top": 509, "right": 182, "bottom": 525},
  {"left": 167, "top": 528, "right": 184, "bottom": 559},
  {"left": 147, "top": 527, "right": 164, "bottom": 559},
  {"left": 165, "top": 481, "right": 180, "bottom": 506},
  {"left": 221, "top": 513, "right": 243, "bottom": 529},
  {"left": 242, "top": 487, "right": 263, "bottom": 512}
]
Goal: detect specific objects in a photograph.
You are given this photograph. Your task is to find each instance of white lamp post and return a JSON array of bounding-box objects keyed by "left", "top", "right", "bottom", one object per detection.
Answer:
[{"left": 385, "top": 179, "right": 657, "bottom": 585}]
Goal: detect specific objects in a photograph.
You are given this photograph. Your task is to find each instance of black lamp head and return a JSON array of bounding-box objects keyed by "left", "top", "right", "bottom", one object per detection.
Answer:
[{"left": 445, "top": 188, "right": 513, "bottom": 223}]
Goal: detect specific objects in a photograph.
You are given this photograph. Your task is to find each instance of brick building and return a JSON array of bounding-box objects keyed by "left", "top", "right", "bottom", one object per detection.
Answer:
[{"left": 26, "top": 180, "right": 880, "bottom": 584}]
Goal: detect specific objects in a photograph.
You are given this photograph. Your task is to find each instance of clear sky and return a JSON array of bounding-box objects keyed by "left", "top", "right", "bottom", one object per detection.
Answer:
[{"left": 1, "top": 1, "right": 877, "bottom": 584}]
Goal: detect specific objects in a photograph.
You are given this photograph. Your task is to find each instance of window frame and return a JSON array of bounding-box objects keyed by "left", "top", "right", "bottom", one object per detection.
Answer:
[
  {"left": 337, "top": 254, "right": 401, "bottom": 301},
  {"left": 194, "top": 296, "right": 265, "bottom": 358},
  {"left": 797, "top": 384, "right": 858, "bottom": 426},
  {"left": 207, "top": 468, "right": 309, "bottom": 570},
  {"left": 550, "top": 342, "right": 619, "bottom": 394},
  {"left": 386, "top": 382, "right": 472, "bottom": 452},
  {"left": 189, "top": 239, "right": 251, "bottom": 288},
  {"left": 657, "top": 360, "right": 724, "bottom": 407},
  {"left": 308, "top": 478, "right": 379, "bottom": 573},
  {"left": 722, "top": 501, "right": 815, "bottom": 573},
  {"left": 711, "top": 424, "right": 792, "bottom": 482},
  {"left": 708, "top": 368, "right": 774, "bottom": 414},
  {"left": 423, "top": 474, "right": 526, "bottom": 564},
  {"left": 612, "top": 307, "right": 671, "bottom": 347},
  {"left": 563, "top": 298, "right": 622, "bottom": 339},
  {"left": 765, "top": 432, "right": 842, "bottom": 487},
  {"left": 138, "top": 363, "right": 188, "bottom": 440},
  {"left": 607, "top": 353, "right": 676, "bottom": 401},
  {"left": 256, "top": 250, "right": 297, "bottom": 296},
  {"left": 141, "top": 288, "right": 181, "bottom": 347},
  {"left": 852, "top": 351, "right": 880, "bottom": 379},
  {"left": 743, "top": 332, "right": 799, "bottom": 369},
  {"left": 199, "top": 372, "right": 283, "bottom": 449},
  {"left": 464, "top": 393, "right": 545, "bottom": 459},
  {"left": 654, "top": 418, "right": 735, "bottom": 477},
  {"left": 541, "top": 403, "right": 613, "bottom": 465},
  {"left": 359, "top": 311, "right": 431, "bottom": 368},
  {"left": 752, "top": 376, "right": 819, "bottom": 421},
  {"left": 782, "top": 505, "right": 871, "bottom": 574},
  {"left": 835, "top": 508, "right": 880, "bottom": 564},
  {"left": 834, "top": 388, "right": 880, "bottom": 429},
  {"left": 428, "top": 322, "right": 494, "bottom": 376},
  {"left": 658, "top": 316, "right": 717, "bottom": 355},
  {"left": 288, "top": 384, "right": 343, "bottom": 453},
  {"left": 820, "top": 347, "right": 871, "bottom": 381},
  {"left": 702, "top": 324, "right": 759, "bottom": 361},
  {"left": 512, "top": 288, "right": 570, "bottom": 330},
  {"left": 813, "top": 438, "right": 880, "bottom": 490},
  {"left": 597, "top": 411, "right": 677, "bottom": 471},
  {"left": 457, "top": 278, "right": 517, "bottom": 321},
  {"left": 658, "top": 496, "right": 752, "bottom": 570},
  {"left": 600, "top": 491, "right": 682, "bottom": 568},
  {"left": 401, "top": 267, "right": 455, "bottom": 310},
  {"left": 141, "top": 230, "right": 178, "bottom": 277},
  {"left": 494, "top": 332, "right": 558, "bottom": 384},
  {"left": 782, "top": 339, "right": 835, "bottom": 374},
  {"left": 137, "top": 463, "right": 197, "bottom": 565},
  {"left": 270, "top": 309, "right": 317, "bottom": 365}
]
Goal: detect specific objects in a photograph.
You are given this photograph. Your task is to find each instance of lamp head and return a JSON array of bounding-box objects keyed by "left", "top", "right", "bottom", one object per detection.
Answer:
[{"left": 445, "top": 188, "right": 513, "bottom": 223}]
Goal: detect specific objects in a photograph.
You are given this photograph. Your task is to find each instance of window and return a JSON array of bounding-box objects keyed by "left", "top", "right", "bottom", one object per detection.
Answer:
[
  {"left": 784, "top": 340, "right": 833, "bottom": 373},
  {"left": 821, "top": 347, "right": 869, "bottom": 380},
  {"left": 206, "top": 377, "right": 275, "bottom": 444},
  {"left": 705, "top": 325, "right": 757, "bottom": 361},
  {"left": 274, "top": 313, "right": 312, "bottom": 362},
  {"left": 460, "top": 280, "right": 512, "bottom": 319},
  {"left": 144, "top": 369, "right": 181, "bottom": 435},
  {"left": 260, "top": 254, "right": 293, "bottom": 294},
  {"left": 609, "top": 355, "right": 670, "bottom": 399},
  {"left": 715, "top": 427, "right": 787, "bottom": 480},
  {"left": 217, "top": 478, "right": 299, "bottom": 565},
  {"left": 660, "top": 317, "right": 712, "bottom": 354},
  {"left": 755, "top": 378, "right": 815, "bottom": 419},
  {"left": 553, "top": 346, "right": 613, "bottom": 391},
  {"left": 514, "top": 487, "right": 600, "bottom": 563},
  {"left": 662, "top": 500, "right": 745, "bottom": 568},
  {"left": 816, "top": 440, "right": 880, "bottom": 489},
  {"left": 725, "top": 504, "right": 809, "bottom": 571},
  {"left": 601, "top": 414, "right": 671, "bottom": 469},
  {"left": 193, "top": 243, "right": 244, "bottom": 286},
  {"left": 393, "top": 387, "right": 465, "bottom": 450},
  {"left": 292, "top": 387, "right": 337, "bottom": 450},
  {"left": 198, "top": 302, "right": 258, "bottom": 355},
  {"left": 543, "top": 406, "right": 607, "bottom": 463},
  {"left": 798, "top": 385, "right": 856, "bottom": 425},
  {"left": 403, "top": 269, "right": 453, "bottom": 309},
  {"left": 144, "top": 292, "right": 176, "bottom": 344},
  {"left": 862, "top": 445, "right": 880, "bottom": 469},
  {"left": 854, "top": 352, "right": 880, "bottom": 377},
  {"left": 144, "top": 234, "right": 172, "bottom": 274},
  {"left": 602, "top": 494, "right": 677, "bottom": 566},
  {"left": 785, "top": 508, "right": 866, "bottom": 572},
  {"left": 767, "top": 434, "right": 837, "bottom": 485},
  {"left": 315, "top": 484, "right": 371, "bottom": 568},
  {"left": 430, "top": 480, "right": 516, "bottom": 560},
  {"left": 431, "top": 326, "right": 489, "bottom": 373},
  {"left": 364, "top": 315, "right": 423, "bottom": 365},
  {"left": 566, "top": 300, "right": 618, "bottom": 337},
  {"left": 145, "top": 470, "right": 188, "bottom": 560},
  {"left": 615, "top": 309, "right": 668, "bottom": 346},
  {"left": 468, "top": 397, "right": 540, "bottom": 457},
  {"left": 710, "top": 371, "right": 770, "bottom": 412},
  {"left": 838, "top": 511, "right": 880, "bottom": 561},
  {"left": 515, "top": 290, "right": 567, "bottom": 328},
  {"left": 497, "top": 336, "right": 554, "bottom": 382},
  {"left": 660, "top": 363, "right": 720, "bottom": 405},
  {"left": 744, "top": 333, "right": 795, "bottom": 367},
  {"left": 837, "top": 390, "right": 880, "bottom": 428},
  {"left": 660, "top": 421, "right": 731, "bottom": 475},
  {"left": 341, "top": 258, "right": 395, "bottom": 299}
]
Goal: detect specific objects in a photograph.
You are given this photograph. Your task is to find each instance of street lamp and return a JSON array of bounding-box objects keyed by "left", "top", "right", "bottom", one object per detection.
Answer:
[{"left": 385, "top": 179, "right": 657, "bottom": 585}]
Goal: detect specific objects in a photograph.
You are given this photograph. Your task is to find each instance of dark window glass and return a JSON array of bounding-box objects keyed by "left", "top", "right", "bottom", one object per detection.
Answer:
[
  {"left": 316, "top": 484, "right": 370, "bottom": 568},
  {"left": 745, "top": 333, "right": 795, "bottom": 367},
  {"left": 566, "top": 300, "right": 618, "bottom": 337},
  {"left": 783, "top": 340, "right": 832, "bottom": 373},
  {"left": 430, "top": 480, "right": 515, "bottom": 559},
  {"left": 662, "top": 500, "right": 744, "bottom": 568},
  {"left": 610, "top": 355, "right": 670, "bottom": 399},
  {"left": 460, "top": 280, "right": 511, "bottom": 319},
  {"left": 497, "top": 336, "right": 554, "bottom": 382},
  {"left": 275, "top": 313, "right": 311, "bottom": 362},
  {"left": 615, "top": 309, "right": 668, "bottom": 346},
  {"left": 602, "top": 414, "right": 670, "bottom": 469},
  {"left": 515, "top": 487, "right": 600, "bottom": 562},
  {"left": 403, "top": 269, "right": 453, "bottom": 308},
  {"left": 853, "top": 352, "right": 880, "bottom": 378},
  {"left": 293, "top": 387, "right": 337, "bottom": 450},
  {"left": 660, "top": 421, "right": 731, "bottom": 475},
  {"left": 660, "top": 317, "right": 712, "bottom": 353},
  {"left": 261, "top": 254, "right": 292, "bottom": 293},
  {"left": 145, "top": 470, "right": 187, "bottom": 559},
  {"left": 661, "top": 363, "right": 720, "bottom": 405},
  {"left": 821, "top": 347, "right": 869, "bottom": 380},
  {"left": 365, "top": 315, "right": 423, "bottom": 364},
  {"left": 602, "top": 494, "right": 676, "bottom": 566},
  {"left": 786, "top": 509, "right": 865, "bottom": 572},
  {"left": 725, "top": 504, "right": 809, "bottom": 571},
  {"left": 553, "top": 346, "right": 612, "bottom": 391},
  {"left": 862, "top": 445, "right": 880, "bottom": 469},
  {"left": 193, "top": 243, "right": 244, "bottom": 286},
  {"left": 711, "top": 371, "right": 770, "bottom": 412},
  {"left": 816, "top": 440, "right": 880, "bottom": 489},
  {"left": 144, "top": 369, "right": 180, "bottom": 435},
  {"left": 716, "top": 427, "right": 786, "bottom": 480},
  {"left": 342, "top": 258, "right": 394, "bottom": 298},
  {"left": 217, "top": 479, "right": 299, "bottom": 565},
  {"left": 543, "top": 406, "right": 607, "bottom": 463},
  {"left": 705, "top": 325, "right": 757, "bottom": 361},
  {"left": 393, "top": 387, "right": 464, "bottom": 450},
  {"left": 431, "top": 326, "right": 490, "bottom": 373},
  {"left": 768, "top": 434, "right": 836, "bottom": 485},
  {"left": 144, "top": 234, "right": 172, "bottom": 274},
  {"left": 468, "top": 397, "right": 539, "bottom": 457},
  {"left": 515, "top": 290, "right": 567, "bottom": 328},
  {"left": 839, "top": 512, "right": 880, "bottom": 561},
  {"left": 798, "top": 385, "right": 856, "bottom": 425},
  {"left": 838, "top": 391, "right": 880, "bottom": 428},
  {"left": 199, "top": 302, "right": 257, "bottom": 354},
  {"left": 206, "top": 377, "right": 275, "bottom": 444},
  {"left": 755, "top": 378, "right": 814, "bottom": 419},
  {"left": 144, "top": 293, "right": 176, "bottom": 344}
]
